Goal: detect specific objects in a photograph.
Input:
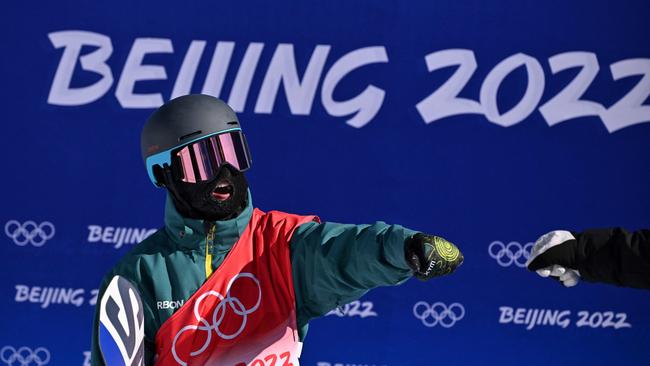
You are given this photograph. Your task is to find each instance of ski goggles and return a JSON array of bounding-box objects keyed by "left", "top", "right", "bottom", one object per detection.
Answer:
[{"left": 146, "top": 129, "right": 252, "bottom": 185}]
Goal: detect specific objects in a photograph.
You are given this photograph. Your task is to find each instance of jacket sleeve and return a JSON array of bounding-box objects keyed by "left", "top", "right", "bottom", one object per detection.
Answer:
[
  {"left": 289, "top": 220, "right": 417, "bottom": 327},
  {"left": 575, "top": 228, "right": 650, "bottom": 289},
  {"left": 90, "top": 273, "right": 158, "bottom": 366}
]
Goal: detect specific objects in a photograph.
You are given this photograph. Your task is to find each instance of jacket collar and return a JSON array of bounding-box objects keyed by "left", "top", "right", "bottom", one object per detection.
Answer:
[{"left": 164, "top": 190, "right": 253, "bottom": 249}]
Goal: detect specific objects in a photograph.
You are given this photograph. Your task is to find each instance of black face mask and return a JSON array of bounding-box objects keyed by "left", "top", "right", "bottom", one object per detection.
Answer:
[{"left": 168, "top": 165, "right": 249, "bottom": 222}]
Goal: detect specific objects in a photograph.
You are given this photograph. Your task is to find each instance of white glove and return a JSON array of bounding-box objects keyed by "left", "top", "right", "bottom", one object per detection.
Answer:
[{"left": 526, "top": 230, "right": 581, "bottom": 288}]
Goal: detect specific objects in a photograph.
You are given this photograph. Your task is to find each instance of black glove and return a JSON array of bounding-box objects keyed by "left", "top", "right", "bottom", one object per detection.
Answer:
[{"left": 404, "top": 233, "right": 464, "bottom": 281}]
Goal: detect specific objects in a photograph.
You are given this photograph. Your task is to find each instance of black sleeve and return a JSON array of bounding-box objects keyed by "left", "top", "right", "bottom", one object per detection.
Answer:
[{"left": 575, "top": 228, "right": 650, "bottom": 289}]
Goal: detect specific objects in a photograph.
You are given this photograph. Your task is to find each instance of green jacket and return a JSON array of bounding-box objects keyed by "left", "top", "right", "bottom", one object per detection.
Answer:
[{"left": 90, "top": 192, "right": 417, "bottom": 365}]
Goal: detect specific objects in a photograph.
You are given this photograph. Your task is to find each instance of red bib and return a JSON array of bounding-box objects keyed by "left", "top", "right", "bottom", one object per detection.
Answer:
[{"left": 154, "top": 208, "right": 318, "bottom": 366}]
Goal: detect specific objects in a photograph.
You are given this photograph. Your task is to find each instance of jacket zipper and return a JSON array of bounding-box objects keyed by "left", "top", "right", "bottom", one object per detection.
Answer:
[{"left": 205, "top": 223, "right": 216, "bottom": 278}]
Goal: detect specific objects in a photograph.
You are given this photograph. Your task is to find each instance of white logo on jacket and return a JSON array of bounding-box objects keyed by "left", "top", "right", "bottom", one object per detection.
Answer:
[{"left": 157, "top": 300, "right": 185, "bottom": 310}]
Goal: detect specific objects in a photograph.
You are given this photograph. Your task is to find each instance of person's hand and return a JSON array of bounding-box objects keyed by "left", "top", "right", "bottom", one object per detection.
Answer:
[
  {"left": 526, "top": 230, "right": 581, "bottom": 287},
  {"left": 405, "top": 233, "right": 463, "bottom": 280}
]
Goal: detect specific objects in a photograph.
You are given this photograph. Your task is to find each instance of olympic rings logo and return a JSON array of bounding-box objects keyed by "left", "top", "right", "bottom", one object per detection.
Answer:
[
  {"left": 1, "top": 346, "right": 50, "bottom": 366},
  {"left": 488, "top": 241, "right": 533, "bottom": 268},
  {"left": 172, "top": 273, "right": 262, "bottom": 366},
  {"left": 4, "top": 221, "right": 55, "bottom": 247},
  {"left": 413, "top": 302, "right": 465, "bottom": 328}
]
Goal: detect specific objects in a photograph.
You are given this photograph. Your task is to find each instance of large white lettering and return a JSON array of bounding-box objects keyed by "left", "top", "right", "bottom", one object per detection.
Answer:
[
  {"left": 115, "top": 38, "right": 173, "bottom": 108},
  {"left": 48, "top": 30, "right": 113, "bottom": 105},
  {"left": 321, "top": 46, "right": 388, "bottom": 128},
  {"left": 255, "top": 44, "right": 330, "bottom": 115},
  {"left": 47, "top": 31, "right": 650, "bottom": 132}
]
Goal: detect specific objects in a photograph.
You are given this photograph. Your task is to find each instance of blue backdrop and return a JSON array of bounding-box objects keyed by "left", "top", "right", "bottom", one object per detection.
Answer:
[{"left": 1, "top": 0, "right": 649, "bottom": 365}]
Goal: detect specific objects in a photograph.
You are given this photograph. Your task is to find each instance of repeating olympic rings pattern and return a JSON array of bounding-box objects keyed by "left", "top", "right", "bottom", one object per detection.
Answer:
[
  {"left": 0, "top": 346, "right": 50, "bottom": 366},
  {"left": 4, "top": 221, "right": 55, "bottom": 247},
  {"left": 488, "top": 241, "right": 534, "bottom": 268},
  {"left": 171, "top": 273, "right": 262, "bottom": 366},
  {"left": 413, "top": 302, "right": 465, "bottom": 328}
]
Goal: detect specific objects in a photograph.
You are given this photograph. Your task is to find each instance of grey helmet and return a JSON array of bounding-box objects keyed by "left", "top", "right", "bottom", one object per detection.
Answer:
[{"left": 141, "top": 94, "right": 250, "bottom": 187}]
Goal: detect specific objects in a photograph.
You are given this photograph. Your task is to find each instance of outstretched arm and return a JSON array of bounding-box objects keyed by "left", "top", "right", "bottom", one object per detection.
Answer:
[
  {"left": 527, "top": 228, "right": 650, "bottom": 289},
  {"left": 290, "top": 221, "right": 463, "bottom": 330}
]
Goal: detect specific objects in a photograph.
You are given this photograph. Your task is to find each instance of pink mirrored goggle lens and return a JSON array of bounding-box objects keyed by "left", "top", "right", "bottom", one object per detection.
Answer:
[{"left": 173, "top": 131, "right": 251, "bottom": 183}]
